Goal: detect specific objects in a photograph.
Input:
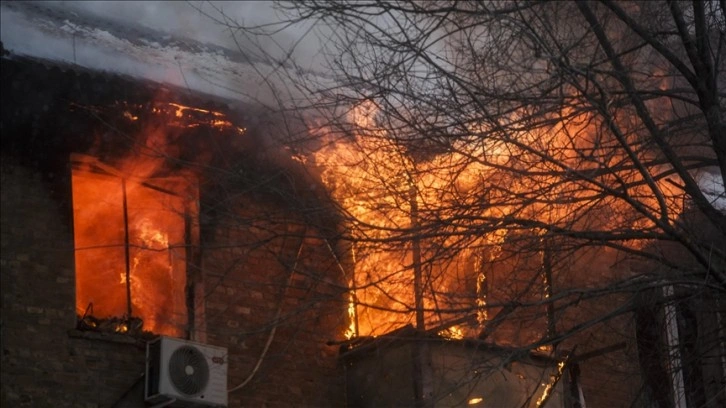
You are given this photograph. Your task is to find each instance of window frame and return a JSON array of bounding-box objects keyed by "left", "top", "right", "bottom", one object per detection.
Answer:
[{"left": 70, "top": 153, "right": 199, "bottom": 338}]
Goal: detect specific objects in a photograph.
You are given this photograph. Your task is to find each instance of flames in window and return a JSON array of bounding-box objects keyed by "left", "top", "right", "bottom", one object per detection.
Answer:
[
  {"left": 72, "top": 153, "right": 198, "bottom": 337},
  {"left": 69, "top": 97, "right": 251, "bottom": 336},
  {"left": 69, "top": 97, "right": 237, "bottom": 336}
]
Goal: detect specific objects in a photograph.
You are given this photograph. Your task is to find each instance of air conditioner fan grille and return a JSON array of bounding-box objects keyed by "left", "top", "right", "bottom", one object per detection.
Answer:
[{"left": 168, "top": 345, "right": 210, "bottom": 396}]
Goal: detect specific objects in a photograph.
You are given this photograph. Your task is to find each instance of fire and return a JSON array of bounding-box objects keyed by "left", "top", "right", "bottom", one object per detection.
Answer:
[
  {"left": 344, "top": 290, "right": 358, "bottom": 339},
  {"left": 72, "top": 118, "right": 200, "bottom": 337},
  {"left": 535, "top": 360, "right": 567, "bottom": 407},
  {"left": 136, "top": 217, "right": 170, "bottom": 249},
  {"left": 72, "top": 164, "right": 195, "bottom": 337},
  {"left": 304, "top": 100, "right": 686, "bottom": 339},
  {"left": 69, "top": 95, "right": 255, "bottom": 337},
  {"left": 438, "top": 325, "right": 464, "bottom": 340},
  {"left": 305, "top": 103, "right": 510, "bottom": 337},
  {"left": 115, "top": 101, "right": 246, "bottom": 134},
  {"left": 164, "top": 102, "right": 246, "bottom": 134}
]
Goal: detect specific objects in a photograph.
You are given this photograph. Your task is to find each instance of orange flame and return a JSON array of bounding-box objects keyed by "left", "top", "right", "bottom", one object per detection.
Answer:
[
  {"left": 305, "top": 100, "right": 686, "bottom": 339},
  {"left": 73, "top": 120, "right": 200, "bottom": 337}
]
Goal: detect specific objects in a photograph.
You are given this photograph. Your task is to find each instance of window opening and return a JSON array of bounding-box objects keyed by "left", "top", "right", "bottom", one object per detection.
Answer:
[{"left": 71, "top": 154, "right": 197, "bottom": 337}]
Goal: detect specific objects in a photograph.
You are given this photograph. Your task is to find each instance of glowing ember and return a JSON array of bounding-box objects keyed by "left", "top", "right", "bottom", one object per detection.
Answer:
[
  {"left": 438, "top": 326, "right": 464, "bottom": 340},
  {"left": 344, "top": 290, "right": 358, "bottom": 339},
  {"left": 164, "top": 102, "right": 246, "bottom": 134},
  {"left": 118, "top": 101, "right": 246, "bottom": 134},
  {"left": 535, "top": 360, "right": 566, "bottom": 407}
]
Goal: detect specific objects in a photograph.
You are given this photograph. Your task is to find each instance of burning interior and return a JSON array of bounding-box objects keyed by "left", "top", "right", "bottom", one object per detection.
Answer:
[
  {"left": 72, "top": 153, "right": 197, "bottom": 337},
  {"left": 3, "top": 31, "right": 720, "bottom": 408},
  {"left": 2, "top": 1, "right": 724, "bottom": 406},
  {"left": 303, "top": 99, "right": 688, "bottom": 342},
  {"left": 2, "top": 47, "right": 351, "bottom": 407},
  {"left": 67, "top": 99, "right": 255, "bottom": 338}
]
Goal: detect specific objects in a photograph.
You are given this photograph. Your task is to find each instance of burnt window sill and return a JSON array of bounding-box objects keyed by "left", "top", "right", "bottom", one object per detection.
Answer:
[
  {"left": 69, "top": 316, "right": 158, "bottom": 345},
  {"left": 68, "top": 328, "right": 150, "bottom": 346}
]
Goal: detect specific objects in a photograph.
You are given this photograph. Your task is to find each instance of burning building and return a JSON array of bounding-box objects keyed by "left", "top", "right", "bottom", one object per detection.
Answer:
[
  {"left": 0, "top": 37, "right": 575, "bottom": 408},
  {"left": 3, "top": 2, "right": 723, "bottom": 408},
  {"left": 0, "top": 3, "right": 349, "bottom": 405}
]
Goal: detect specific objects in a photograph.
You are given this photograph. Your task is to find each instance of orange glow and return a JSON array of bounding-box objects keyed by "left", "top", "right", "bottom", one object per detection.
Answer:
[
  {"left": 72, "top": 161, "right": 197, "bottom": 337},
  {"left": 118, "top": 101, "right": 246, "bottom": 134},
  {"left": 305, "top": 100, "right": 686, "bottom": 338},
  {"left": 72, "top": 112, "right": 201, "bottom": 337},
  {"left": 71, "top": 98, "right": 250, "bottom": 337},
  {"left": 438, "top": 325, "right": 464, "bottom": 340},
  {"left": 164, "top": 102, "right": 246, "bottom": 134}
]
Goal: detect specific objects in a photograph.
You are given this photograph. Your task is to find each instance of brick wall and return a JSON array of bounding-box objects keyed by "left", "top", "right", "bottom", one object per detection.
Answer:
[
  {"left": 1, "top": 159, "right": 348, "bottom": 407},
  {"left": 1, "top": 160, "right": 147, "bottom": 408},
  {"left": 201, "top": 198, "right": 348, "bottom": 407},
  {"left": 482, "top": 242, "right": 646, "bottom": 407}
]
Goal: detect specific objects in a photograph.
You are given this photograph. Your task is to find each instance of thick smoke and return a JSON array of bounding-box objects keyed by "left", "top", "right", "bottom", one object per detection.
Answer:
[
  {"left": 48, "top": 1, "right": 323, "bottom": 65},
  {"left": 0, "top": 1, "right": 327, "bottom": 107}
]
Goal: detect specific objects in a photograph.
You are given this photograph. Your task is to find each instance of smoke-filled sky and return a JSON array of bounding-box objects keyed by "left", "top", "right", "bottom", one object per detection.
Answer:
[
  {"left": 1, "top": 0, "right": 723, "bottom": 204},
  {"left": 51, "top": 1, "right": 324, "bottom": 63},
  {"left": 0, "top": 1, "right": 325, "bottom": 105}
]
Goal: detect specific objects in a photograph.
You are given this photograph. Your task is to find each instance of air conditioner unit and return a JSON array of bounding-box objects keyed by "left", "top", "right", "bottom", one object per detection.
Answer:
[{"left": 146, "top": 336, "right": 228, "bottom": 407}]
